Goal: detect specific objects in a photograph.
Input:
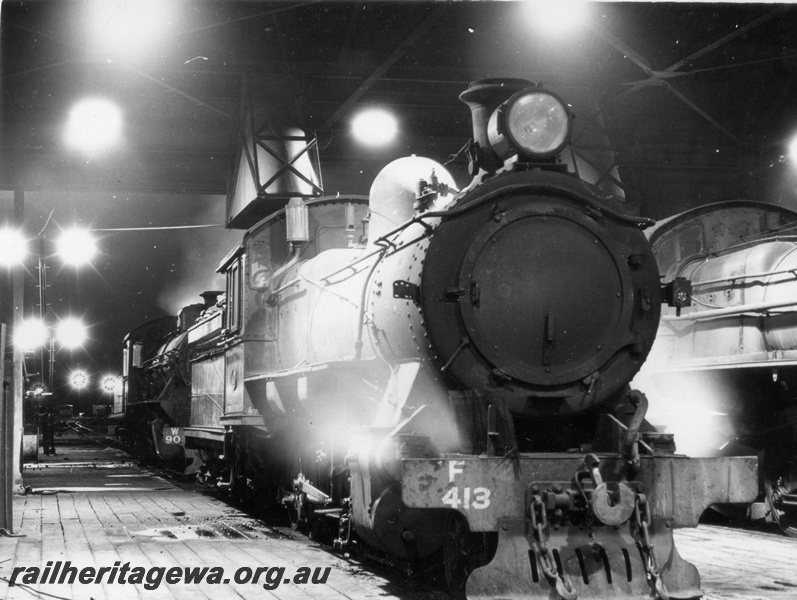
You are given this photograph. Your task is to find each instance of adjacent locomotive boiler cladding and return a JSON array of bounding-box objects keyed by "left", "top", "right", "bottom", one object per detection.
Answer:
[
  {"left": 636, "top": 200, "right": 797, "bottom": 537},
  {"left": 118, "top": 79, "right": 758, "bottom": 600}
]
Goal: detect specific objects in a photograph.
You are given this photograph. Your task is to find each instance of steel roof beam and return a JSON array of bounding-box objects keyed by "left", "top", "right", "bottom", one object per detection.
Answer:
[
  {"left": 322, "top": 4, "right": 448, "bottom": 130},
  {"left": 593, "top": 8, "right": 786, "bottom": 143}
]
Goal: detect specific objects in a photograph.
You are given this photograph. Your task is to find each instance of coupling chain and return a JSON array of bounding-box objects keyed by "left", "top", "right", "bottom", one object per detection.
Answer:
[
  {"left": 530, "top": 495, "right": 577, "bottom": 600},
  {"left": 633, "top": 494, "right": 669, "bottom": 600}
]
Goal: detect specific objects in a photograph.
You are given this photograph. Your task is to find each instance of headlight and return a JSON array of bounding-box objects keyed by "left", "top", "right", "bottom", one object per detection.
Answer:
[{"left": 488, "top": 89, "right": 572, "bottom": 160}]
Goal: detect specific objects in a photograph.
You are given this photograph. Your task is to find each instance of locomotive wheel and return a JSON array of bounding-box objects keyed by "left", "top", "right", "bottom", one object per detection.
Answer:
[
  {"left": 765, "top": 470, "right": 797, "bottom": 537},
  {"left": 285, "top": 490, "right": 309, "bottom": 533},
  {"left": 232, "top": 476, "right": 255, "bottom": 508},
  {"left": 441, "top": 512, "right": 471, "bottom": 600},
  {"left": 763, "top": 410, "right": 797, "bottom": 537}
]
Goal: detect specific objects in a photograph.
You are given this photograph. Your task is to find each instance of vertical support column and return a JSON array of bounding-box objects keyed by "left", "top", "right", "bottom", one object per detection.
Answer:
[
  {"left": 0, "top": 323, "right": 12, "bottom": 531},
  {"left": 38, "top": 235, "right": 48, "bottom": 394},
  {"left": 12, "top": 188, "right": 24, "bottom": 493}
]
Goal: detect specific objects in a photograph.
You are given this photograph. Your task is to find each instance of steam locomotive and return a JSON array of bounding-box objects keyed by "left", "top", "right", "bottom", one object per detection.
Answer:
[
  {"left": 116, "top": 79, "right": 757, "bottom": 599},
  {"left": 635, "top": 200, "right": 797, "bottom": 537}
]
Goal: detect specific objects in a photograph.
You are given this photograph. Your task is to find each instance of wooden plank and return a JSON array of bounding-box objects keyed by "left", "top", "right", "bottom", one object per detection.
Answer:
[
  {"left": 675, "top": 526, "right": 797, "bottom": 600},
  {"left": 152, "top": 540, "right": 215, "bottom": 600},
  {"left": 182, "top": 538, "right": 314, "bottom": 600},
  {"left": 134, "top": 539, "right": 210, "bottom": 600},
  {"left": 6, "top": 512, "right": 43, "bottom": 600}
]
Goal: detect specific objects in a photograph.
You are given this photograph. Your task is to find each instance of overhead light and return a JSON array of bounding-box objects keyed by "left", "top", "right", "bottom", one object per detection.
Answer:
[
  {"left": 70, "top": 370, "right": 89, "bottom": 390},
  {"left": 0, "top": 228, "right": 28, "bottom": 266},
  {"left": 522, "top": 0, "right": 590, "bottom": 34},
  {"left": 16, "top": 318, "right": 48, "bottom": 351},
  {"left": 64, "top": 98, "right": 122, "bottom": 155},
  {"left": 352, "top": 109, "right": 398, "bottom": 147},
  {"left": 788, "top": 136, "right": 797, "bottom": 164},
  {"left": 56, "top": 228, "right": 97, "bottom": 266},
  {"left": 56, "top": 317, "right": 88, "bottom": 349},
  {"left": 85, "top": 0, "right": 174, "bottom": 58},
  {"left": 101, "top": 375, "right": 121, "bottom": 394}
]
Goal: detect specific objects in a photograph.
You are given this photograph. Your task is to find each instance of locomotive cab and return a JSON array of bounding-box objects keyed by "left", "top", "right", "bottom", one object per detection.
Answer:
[{"left": 186, "top": 195, "right": 382, "bottom": 497}]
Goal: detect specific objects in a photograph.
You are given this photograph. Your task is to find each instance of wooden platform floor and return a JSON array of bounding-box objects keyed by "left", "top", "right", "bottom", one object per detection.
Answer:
[
  {"left": 675, "top": 525, "right": 797, "bottom": 600},
  {"left": 1, "top": 443, "right": 795, "bottom": 599},
  {"left": 1, "top": 445, "right": 406, "bottom": 600}
]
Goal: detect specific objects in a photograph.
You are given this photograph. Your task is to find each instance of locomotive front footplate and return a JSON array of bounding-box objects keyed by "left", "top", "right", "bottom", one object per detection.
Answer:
[{"left": 402, "top": 454, "right": 758, "bottom": 600}]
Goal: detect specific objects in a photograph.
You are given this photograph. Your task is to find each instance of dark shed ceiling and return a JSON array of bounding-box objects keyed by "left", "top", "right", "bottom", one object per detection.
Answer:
[
  {"left": 4, "top": 0, "right": 797, "bottom": 392},
  {"left": 2, "top": 1, "right": 797, "bottom": 218}
]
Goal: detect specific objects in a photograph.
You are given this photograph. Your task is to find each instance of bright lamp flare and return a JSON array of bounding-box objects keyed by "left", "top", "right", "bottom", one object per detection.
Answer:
[
  {"left": 352, "top": 109, "right": 398, "bottom": 146},
  {"left": 0, "top": 228, "right": 28, "bottom": 266},
  {"left": 86, "top": 0, "right": 174, "bottom": 58},
  {"left": 523, "top": 0, "right": 590, "bottom": 34},
  {"left": 788, "top": 136, "right": 797, "bottom": 164},
  {"left": 64, "top": 98, "right": 122, "bottom": 155},
  {"left": 56, "top": 317, "right": 88, "bottom": 349},
  {"left": 101, "top": 375, "right": 120, "bottom": 394},
  {"left": 16, "top": 318, "right": 48, "bottom": 351},
  {"left": 70, "top": 370, "right": 89, "bottom": 390},
  {"left": 56, "top": 228, "right": 97, "bottom": 266}
]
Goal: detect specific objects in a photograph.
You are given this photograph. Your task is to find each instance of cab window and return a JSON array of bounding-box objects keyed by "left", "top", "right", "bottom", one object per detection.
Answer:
[{"left": 227, "top": 258, "right": 243, "bottom": 332}]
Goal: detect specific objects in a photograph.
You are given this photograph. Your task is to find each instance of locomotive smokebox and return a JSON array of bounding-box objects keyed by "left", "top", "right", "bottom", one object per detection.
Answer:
[{"left": 417, "top": 173, "right": 662, "bottom": 420}]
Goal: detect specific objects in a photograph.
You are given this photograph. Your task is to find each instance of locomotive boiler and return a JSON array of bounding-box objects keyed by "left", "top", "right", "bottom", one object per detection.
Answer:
[
  {"left": 118, "top": 79, "right": 758, "bottom": 599},
  {"left": 636, "top": 200, "right": 797, "bottom": 537}
]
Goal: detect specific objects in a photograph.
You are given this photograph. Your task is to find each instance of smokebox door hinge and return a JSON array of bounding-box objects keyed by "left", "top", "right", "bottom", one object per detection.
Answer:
[{"left": 393, "top": 280, "right": 420, "bottom": 305}]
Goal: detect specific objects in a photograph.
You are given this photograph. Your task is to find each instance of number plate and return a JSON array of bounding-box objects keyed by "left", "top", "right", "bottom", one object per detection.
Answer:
[
  {"left": 162, "top": 426, "right": 185, "bottom": 445},
  {"left": 401, "top": 458, "right": 526, "bottom": 531}
]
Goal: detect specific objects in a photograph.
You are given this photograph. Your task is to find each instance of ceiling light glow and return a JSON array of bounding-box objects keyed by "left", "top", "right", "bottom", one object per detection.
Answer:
[
  {"left": 523, "top": 0, "right": 589, "bottom": 34},
  {"left": 16, "top": 319, "right": 48, "bottom": 351},
  {"left": 352, "top": 109, "right": 398, "bottom": 147},
  {"left": 788, "top": 136, "right": 797, "bottom": 164},
  {"left": 70, "top": 370, "right": 89, "bottom": 390},
  {"left": 65, "top": 98, "right": 122, "bottom": 155},
  {"left": 86, "top": 0, "right": 173, "bottom": 58},
  {"left": 0, "top": 228, "right": 28, "bottom": 266},
  {"left": 56, "top": 228, "right": 97, "bottom": 266},
  {"left": 56, "top": 317, "right": 88, "bottom": 349},
  {"left": 101, "top": 375, "right": 121, "bottom": 394}
]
